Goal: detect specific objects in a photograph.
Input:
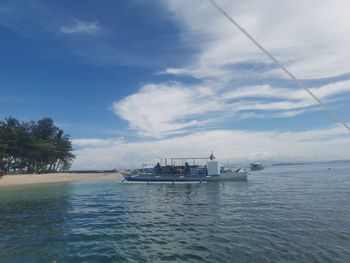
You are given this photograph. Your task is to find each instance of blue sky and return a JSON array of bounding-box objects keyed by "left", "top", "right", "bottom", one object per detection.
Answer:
[
  {"left": 0, "top": 0, "right": 191, "bottom": 138},
  {"left": 1, "top": 0, "right": 350, "bottom": 168}
]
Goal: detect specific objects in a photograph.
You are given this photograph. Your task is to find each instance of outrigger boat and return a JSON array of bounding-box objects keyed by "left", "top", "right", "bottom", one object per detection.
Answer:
[
  {"left": 250, "top": 163, "right": 264, "bottom": 171},
  {"left": 122, "top": 153, "right": 248, "bottom": 183}
]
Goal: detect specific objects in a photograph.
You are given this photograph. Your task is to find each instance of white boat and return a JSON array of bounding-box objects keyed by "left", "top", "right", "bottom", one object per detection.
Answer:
[{"left": 122, "top": 153, "right": 248, "bottom": 183}]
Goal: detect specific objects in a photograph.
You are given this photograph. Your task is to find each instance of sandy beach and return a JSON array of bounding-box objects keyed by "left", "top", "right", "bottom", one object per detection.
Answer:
[{"left": 0, "top": 172, "right": 123, "bottom": 187}]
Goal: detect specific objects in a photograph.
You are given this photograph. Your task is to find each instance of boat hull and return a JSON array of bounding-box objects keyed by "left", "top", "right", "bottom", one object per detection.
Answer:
[
  {"left": 207, "top": 172, "right": 248, "bottom": 181},
  {"left": 122, "top": 172, "right": 248, "bottom": 183}
]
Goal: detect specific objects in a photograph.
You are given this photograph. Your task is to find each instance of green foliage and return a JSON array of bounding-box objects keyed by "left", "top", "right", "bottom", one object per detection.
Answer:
[{"left": 0, "top": 117, "right": 76, "bottom": 174}]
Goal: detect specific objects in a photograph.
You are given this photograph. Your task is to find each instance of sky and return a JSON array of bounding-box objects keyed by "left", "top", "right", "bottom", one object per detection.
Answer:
[{"left": 1, "top": 0, "right": 350, "bottom": 169}]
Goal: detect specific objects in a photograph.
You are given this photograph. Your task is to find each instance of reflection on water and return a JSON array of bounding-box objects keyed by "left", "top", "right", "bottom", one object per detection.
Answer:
[{"left": 0, "top": 163, "right": 350, "bottom": 262}]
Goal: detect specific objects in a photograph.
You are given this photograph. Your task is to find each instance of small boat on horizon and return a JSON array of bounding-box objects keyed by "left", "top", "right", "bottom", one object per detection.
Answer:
[
  {"left": 122, "top": 153, "right": 248, "bottom": 183},
  {"left": 250, "top": 163, "right": 264, "bottom": 171}
]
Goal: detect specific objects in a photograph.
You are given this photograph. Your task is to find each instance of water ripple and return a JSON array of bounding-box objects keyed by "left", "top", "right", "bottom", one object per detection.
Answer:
[{"left": 1, "top": 163, "right": 350, "bottom": 262}]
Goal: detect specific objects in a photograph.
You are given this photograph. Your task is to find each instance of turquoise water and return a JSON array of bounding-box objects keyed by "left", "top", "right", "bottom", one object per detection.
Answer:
[{"left": 1, "top": 163, "right": 350, "bottom": 262}]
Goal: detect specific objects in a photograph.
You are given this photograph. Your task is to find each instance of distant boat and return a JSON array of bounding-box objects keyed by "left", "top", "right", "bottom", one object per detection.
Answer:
[
  {"left": 122, "top": 153, "right": 248, "bottom": 183},
  {"left": 250, "top": 163, "right": 264, "bottom": 171}
]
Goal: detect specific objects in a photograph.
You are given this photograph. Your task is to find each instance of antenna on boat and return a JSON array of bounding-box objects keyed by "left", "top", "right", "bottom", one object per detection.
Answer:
[
  {"left": 209, "top": 151, "right": 215, "bottom": 160},
  {"left": 207, "top": 0, "right": 350, "bottom": 133}
]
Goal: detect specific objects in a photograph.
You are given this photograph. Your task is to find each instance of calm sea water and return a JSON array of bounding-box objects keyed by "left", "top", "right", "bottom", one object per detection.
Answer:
[{"left": 1, "top": 163, "right": 350, "bottom": 262}]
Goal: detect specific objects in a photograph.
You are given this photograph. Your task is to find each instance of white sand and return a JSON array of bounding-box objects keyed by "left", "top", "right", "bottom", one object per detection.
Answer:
[{"left": 0, "top": 172, "right": 123, "bottom": 187}]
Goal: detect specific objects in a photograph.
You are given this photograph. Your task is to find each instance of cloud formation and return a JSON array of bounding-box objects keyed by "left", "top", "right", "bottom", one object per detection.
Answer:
[
  {"left": 113, "top": 83, "right": 223, "bottom": 137},
  {"left": 72, "top": 125, "right": 350, "bottom": 169},
  {"left": 163, "top": 0, "right": 350, "bottom": 79},
  {"left": 112, "top": 0, "right": 350, "bottom": 138},
  {"left": 60, "top": 19, "right": 101, "bottom": 35},
  {"left": 114, "top": 80, "right": 350, "bottom": 137}
]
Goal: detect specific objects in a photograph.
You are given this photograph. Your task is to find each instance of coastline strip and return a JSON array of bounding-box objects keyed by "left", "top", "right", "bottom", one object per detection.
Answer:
[{"left": 0, "top": 173, "right": 123, "bottom": 187}]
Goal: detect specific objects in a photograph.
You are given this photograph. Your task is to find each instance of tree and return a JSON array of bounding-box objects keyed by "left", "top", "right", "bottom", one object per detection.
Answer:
[
  {"left": 0, "top": 117, "right": 75, "bottom": 174},
  {"left": 0, "top": 117, "right": 23, "bottom": 173}
]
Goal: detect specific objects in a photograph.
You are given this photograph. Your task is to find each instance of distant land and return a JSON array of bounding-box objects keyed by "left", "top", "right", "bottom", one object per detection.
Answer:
[{"left": 271, "top": 160, "right": 350, "bottom": 166}]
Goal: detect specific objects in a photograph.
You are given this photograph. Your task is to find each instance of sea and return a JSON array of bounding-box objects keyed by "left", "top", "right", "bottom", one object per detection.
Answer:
[{"left": 1, "top": 162, "right": 350, "bottom": 262}]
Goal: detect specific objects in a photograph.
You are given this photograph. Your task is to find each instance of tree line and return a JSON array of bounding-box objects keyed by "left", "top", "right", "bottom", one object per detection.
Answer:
[{"left": 0, "top": 117, "right": 75, "bottom": 174}]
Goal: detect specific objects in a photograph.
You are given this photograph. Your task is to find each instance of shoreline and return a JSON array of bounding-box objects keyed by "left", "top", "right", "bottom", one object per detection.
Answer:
[{"left": 0, "top": 172, "right": 123, "bottom": 187}]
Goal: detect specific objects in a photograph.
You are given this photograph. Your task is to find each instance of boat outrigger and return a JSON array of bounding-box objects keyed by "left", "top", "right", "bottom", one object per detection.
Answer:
[{"left": 122, "top": 153, "right": 248, "bottom": 183}]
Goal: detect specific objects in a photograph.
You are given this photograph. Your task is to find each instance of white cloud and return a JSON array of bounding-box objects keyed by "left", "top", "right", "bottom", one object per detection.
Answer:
[
  {"left": 162, "top": 0, "right": 350, "bottom": 79},
  {"left": 60, "top": 19, "right": 101, "bottom": 35},
  {"left": 113, "top": 79, "right": 350, "bottom": 137},
  {"left": 71, "top": 125, "right": 350, "bottom": 169},
  {"left": 113, "top": 83, "right": 223, "bottom": 137},
  {"left": 72, "top": 138, "right": 123, "bottom": 147},
  {"left": 111, "top": 1, "right": 350, "bottom": 138}
]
